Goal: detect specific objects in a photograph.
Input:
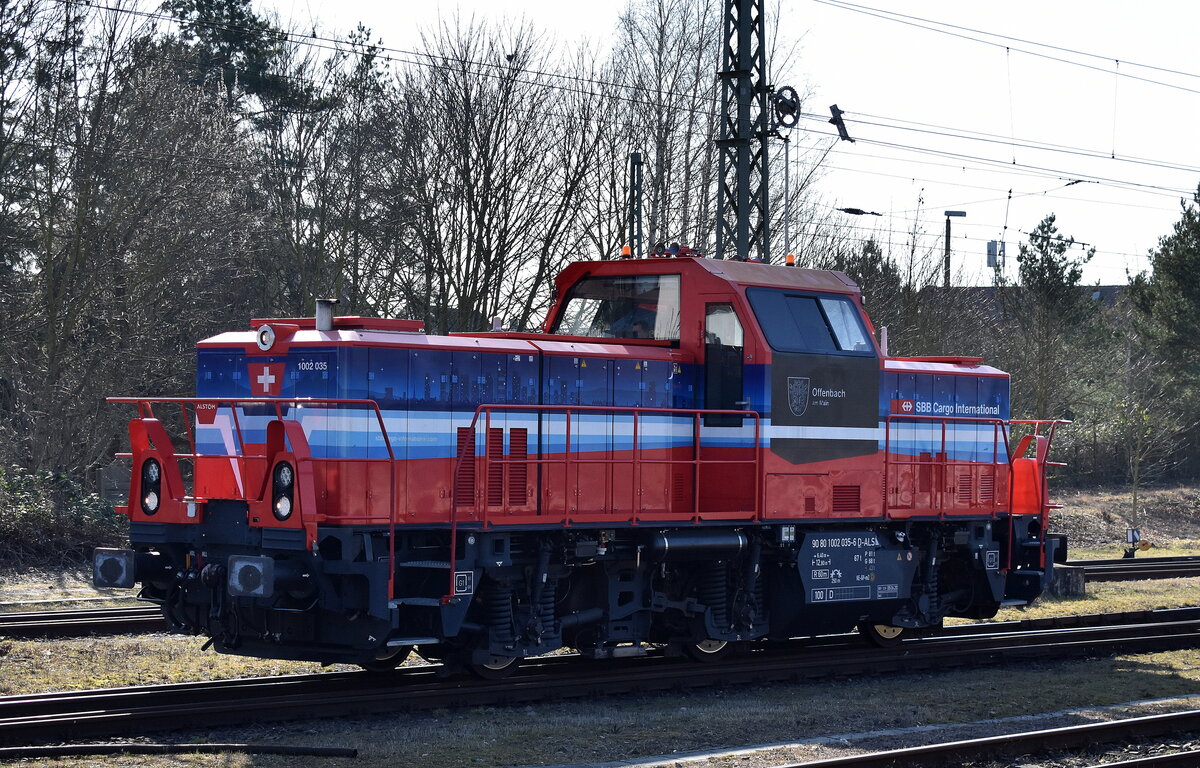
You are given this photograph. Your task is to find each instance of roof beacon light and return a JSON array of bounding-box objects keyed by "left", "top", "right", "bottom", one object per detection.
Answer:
[
  {"left": 256, "top": 324, "right": 276, "bottom": 351},
  {"left": 785, "top": 253, "right": 796, "bottom": 267},
  {"left": 620, "top": 245, "right": 632, "bottom": 259}
]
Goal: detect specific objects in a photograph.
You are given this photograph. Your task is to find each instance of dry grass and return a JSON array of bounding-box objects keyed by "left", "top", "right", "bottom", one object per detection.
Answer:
[
  {"left": 0, "top": 566, "right": 136, "bottom": 612},
  {"left": 15, "top": 649, "right": 1200, "bottom": 768},
  {"left": 987, "top": 576, "right": 1200, "bottom": 622},
  {"left": 1053, "top": 486, "right": 1200, "bottom": 553},
  {"left": 3, "top": 575, "right": 1200, "bottom": 767},
  {"left": 0, "top": 634, "right": 349, "bottom": 695}
]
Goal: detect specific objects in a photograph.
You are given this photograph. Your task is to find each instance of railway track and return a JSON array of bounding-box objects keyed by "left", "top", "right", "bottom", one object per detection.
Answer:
[
  {"left": 1070, "top": 555, "right": 1200, "bottom": 582},
  {"left": 0, "top": 606, "right": 166, "bottom": 638},
  {"left": 3, "top": 608, "right": 1199, "bottom": 746},
  {"left": 782, "top": 709, "right": 1200, "bottom": 767}
]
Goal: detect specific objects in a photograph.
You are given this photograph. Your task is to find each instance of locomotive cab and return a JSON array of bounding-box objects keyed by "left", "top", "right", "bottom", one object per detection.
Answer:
[{"left": 96, "top": 254, "right": 1064, "bottom": 672}]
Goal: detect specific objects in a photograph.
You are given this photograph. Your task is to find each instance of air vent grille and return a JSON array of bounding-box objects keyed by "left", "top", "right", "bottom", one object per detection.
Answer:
[
  {"left": 454, "top": 427, "right": 475, "bottom": 507},
  {"left": 509, "top": 429, "right": 528, "bottom": 506},
  {"left": 832, "top": 485, "right": 861, "bottom": 514}
]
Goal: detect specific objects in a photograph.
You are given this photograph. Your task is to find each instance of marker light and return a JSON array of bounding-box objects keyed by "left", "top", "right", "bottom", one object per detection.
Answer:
[
  {"left": 274, "top": 495, "right": 292, "bottom": 520},
  {"left": 143, "top": 491, "right": 159, "bottom": 513}
]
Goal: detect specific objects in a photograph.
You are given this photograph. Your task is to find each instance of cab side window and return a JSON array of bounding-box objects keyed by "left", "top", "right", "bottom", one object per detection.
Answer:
[
  {"left": 746, "top": 288, "right": 873, "bottom": 354},
  {"left": 705, "top": 303, "right": 744, "bottom": 347}
]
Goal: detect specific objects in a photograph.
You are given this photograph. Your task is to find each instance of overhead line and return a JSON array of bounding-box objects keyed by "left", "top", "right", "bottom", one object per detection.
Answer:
[
  {"left": 799, "top": 111, "right": 1200, "bottom": 176},
  {"left": 815, "top": 0, "right": 1200, "bottom": 81},
  {"left": 813, "top": 0, "right": 1200, "bottom": 97},
  {"left": 62, "top": 0, "right": 1200, "bottom": 194}
]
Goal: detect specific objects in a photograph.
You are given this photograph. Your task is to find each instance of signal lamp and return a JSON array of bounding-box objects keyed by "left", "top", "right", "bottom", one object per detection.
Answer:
[
  {"left": 140, "top": 458, "right": 162, "bottom": 516},
  {"left": 275, "top": 462, "right": 294, "bottom": 489},
  {"left": 272, "top": 461, "right": 295, "bottom": 521}
]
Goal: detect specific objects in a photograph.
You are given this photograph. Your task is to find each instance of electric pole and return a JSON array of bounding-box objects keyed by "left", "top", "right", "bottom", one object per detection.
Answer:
[{"left": 715, "top": 0, "right": 771, "bottom": 262}]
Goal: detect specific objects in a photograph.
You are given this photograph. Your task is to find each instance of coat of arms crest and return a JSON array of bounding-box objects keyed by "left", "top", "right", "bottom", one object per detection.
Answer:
[{"left": 787, "top": 376, "right": 810, "bottom": 416}]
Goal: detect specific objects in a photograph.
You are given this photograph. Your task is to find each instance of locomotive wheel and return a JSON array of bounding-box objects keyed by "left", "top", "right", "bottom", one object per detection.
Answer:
[
  {"left": 858, "top": 622, "right": 905, "bottom": 648},
  {"left": 359, "top": 644, "right": 413, "bottom": 672},
  {"left": 468, "top": 654, "right": 522, "bottom": 680},
  {"left": 684, "top": 638, "right": 733, "bottom": 662}
]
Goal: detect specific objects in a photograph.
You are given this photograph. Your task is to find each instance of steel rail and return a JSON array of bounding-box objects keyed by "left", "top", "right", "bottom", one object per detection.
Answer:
[
  {"left": 774, "top": 710, "right": 1200, "bottom": 767},
  {"left": 2, "top": 613, "right": 1198, "bottom": 746},
  {"left": 1088, "top": 749, "right": 1200, "bottom": 767},
  {"left": 1068, "top": 556, "right": 1200, "bottom": 582},
  {"left": 0, "top": 606, "right": 167, "bottom": 639}
]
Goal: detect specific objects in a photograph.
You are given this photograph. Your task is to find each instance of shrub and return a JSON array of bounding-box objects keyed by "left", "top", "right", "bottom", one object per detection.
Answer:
[{"left": 0, "top": 467, "right": 127, "bottom": 568}]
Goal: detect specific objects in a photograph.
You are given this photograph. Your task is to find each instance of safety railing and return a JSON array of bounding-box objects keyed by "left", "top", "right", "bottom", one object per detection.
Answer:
[
  {"left": 1008, "top": 418, "right": 1071, "bottom": 570},
  {"left": 444, "top": 404, "right": 761, "bottom": 602}
]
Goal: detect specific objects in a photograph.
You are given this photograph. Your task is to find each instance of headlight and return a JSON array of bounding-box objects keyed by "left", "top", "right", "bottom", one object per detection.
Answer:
[
  {"left": 227, "top": 555, "right": 275, "bottom": 598},
  {"left": 143, "top": 490, "right": 159, "bottom": 513},
  {"left": 272, "top": 461, "right": 294, "bottom": 521}
]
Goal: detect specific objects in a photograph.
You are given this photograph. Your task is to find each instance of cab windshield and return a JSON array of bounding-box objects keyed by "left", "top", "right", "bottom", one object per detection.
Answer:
[{"left": 551, "top": 275, "right": 681, "bottom": 341}]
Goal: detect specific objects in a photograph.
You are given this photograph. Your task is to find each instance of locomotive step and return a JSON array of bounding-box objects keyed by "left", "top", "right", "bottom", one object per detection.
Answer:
[
  {"left": 396, "top": 560, "right": 452, "bottom": 569},
  {"left": 389, "top": 597, "right": 443, "bottom": 608},
  {"left": 386, "top": 637, "right": 439, "bottom": 647}
]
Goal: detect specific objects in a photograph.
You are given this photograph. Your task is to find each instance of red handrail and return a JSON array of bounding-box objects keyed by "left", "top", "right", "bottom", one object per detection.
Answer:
[
  {"left": 444, "top": 404, "right": 761, "bottom": 602},
  {"left": 109, "top": 397, "right": 398, "bottom": 594},
  {"left": 883, "top": 414, "right": 1011, "bottom": 517}
]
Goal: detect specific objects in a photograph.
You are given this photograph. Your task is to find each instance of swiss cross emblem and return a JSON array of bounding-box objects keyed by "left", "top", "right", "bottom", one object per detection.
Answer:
[{"left": 249, "top": 362, "right": 285, "bottom": 396}]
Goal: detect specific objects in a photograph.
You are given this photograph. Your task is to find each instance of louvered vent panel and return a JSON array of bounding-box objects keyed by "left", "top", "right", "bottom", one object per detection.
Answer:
[
  {"left": 454, "top": 427, "right": 475, "bottom": 507},
  {"left": 673, "top": 470, "right": 690, "bottom": 506},
  {"left": 804, "top": 496, "right": 817, "bottom": 513},
  {"left": 957, "top": 474, "right": 973, "bottom": 503},
  {"left": 979, "top": 473, "right": 995, "bottom": 502},
  {"left": 832, "top": 485, "right": 861, "bottom": 514},
  {"left": 486, "top": 428, "right": 504, "bottom": 506},
  {"left": 508, "top": 429, "right": 528, "bottom": 506}
]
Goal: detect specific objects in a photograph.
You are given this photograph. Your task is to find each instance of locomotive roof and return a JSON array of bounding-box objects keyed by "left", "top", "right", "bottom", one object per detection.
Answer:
[{"left": 552, "top": 256, "right": 861, "bottom": 297}]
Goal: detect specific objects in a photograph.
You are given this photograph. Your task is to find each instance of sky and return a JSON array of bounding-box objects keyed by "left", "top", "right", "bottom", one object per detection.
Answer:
[{"left": 261, "top": 0, "right": 1200, "bottom": 287}]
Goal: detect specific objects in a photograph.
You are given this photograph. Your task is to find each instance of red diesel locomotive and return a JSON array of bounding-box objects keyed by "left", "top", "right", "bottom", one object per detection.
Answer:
[{"left": 94, "top": 254, "right": 1064, "bottom": 676}]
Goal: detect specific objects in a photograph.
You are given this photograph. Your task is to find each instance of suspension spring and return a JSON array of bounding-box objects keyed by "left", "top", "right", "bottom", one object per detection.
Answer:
[
  {"left": 925, "top": 544, "right": 941, "bottom": 618},
  {"left": 699, "top": 565, "right": 729, "bottom": 630},
  {"left": 485, "top": 581, "right": 515, "bottom": 644},
  {"left": 538, "top": 579, "right": 557, "bottom": 635}
]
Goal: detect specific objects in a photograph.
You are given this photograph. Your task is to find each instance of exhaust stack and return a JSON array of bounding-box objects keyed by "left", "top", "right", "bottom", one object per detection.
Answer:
[{"left": 315, "top": 298, "right": 339, "bottom": 332}]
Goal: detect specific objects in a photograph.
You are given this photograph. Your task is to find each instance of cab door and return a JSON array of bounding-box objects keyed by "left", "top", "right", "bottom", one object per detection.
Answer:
[
  {"left": 700, "top": 301, "right": 753, "bottom": 516},
  {"left": 704, "top": 302, "right": 745, "bottom": 425}
]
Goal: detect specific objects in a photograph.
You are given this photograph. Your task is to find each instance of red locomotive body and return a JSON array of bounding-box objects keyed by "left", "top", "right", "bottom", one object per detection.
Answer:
[{"left": 95, "top": 255, "right": 1063, "bottom": 674}]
